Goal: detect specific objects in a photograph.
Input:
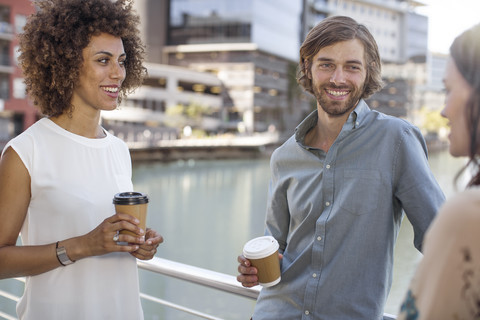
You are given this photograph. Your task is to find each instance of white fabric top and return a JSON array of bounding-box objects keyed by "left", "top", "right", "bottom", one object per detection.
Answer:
[
  {"left": 397, "top": 188, "right": 480, "bottom": 319},
  {"left": 2, "top": 118, "right": 143, "bottom": 320}
]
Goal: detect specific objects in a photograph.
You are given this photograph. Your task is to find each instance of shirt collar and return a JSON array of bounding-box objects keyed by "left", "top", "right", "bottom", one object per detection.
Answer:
[
  {"left": 295, "top": 99, "right": 371, "bottom": 143},
  {"left": 353, "top": 99, "right": 370, "bottom": 127}
]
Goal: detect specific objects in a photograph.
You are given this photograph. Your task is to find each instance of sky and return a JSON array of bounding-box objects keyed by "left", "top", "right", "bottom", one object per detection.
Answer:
[{"left": 417, "top": 0, "right": 480, "bottom": 54}]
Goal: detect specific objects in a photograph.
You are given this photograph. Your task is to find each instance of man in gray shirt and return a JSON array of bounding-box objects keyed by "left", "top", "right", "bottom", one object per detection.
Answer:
[{"left": 237, "top": 16, "right": 445, "bottom": 320}]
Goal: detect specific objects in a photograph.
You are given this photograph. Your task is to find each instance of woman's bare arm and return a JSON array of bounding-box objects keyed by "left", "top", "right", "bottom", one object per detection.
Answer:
[{"left": 0, "top": 147, "right": 146, "bottom": 279}]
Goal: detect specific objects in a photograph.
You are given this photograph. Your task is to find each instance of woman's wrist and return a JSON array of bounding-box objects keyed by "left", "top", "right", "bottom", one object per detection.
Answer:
[
  {"left": 55, "top": 241, "right": 75, "bottom": 266},
  {"left": 57, "top": 237, "right": 85, "bottom": 263}
]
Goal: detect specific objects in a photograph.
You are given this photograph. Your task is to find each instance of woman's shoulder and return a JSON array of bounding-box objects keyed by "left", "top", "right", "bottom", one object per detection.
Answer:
[
  {"left": 106, "top": 132, "right": 130, "bottom": 151},
  {"left": 1, "top": 120, "right": 46, "bottom": 155},
  {"left": 441, "top": 188, "right": 480, "bottom": 216},
  {"left": 433, "top": 188, "right": 480, "bottom": 234}
]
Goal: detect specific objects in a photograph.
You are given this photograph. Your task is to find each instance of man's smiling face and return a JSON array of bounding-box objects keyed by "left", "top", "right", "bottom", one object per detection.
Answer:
[{"left": 309, "top": 39, "right": 367, "bottom": 117}]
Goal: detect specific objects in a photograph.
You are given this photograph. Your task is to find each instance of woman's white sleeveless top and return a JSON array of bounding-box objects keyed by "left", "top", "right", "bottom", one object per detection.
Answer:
[{"left": 3, "top": 118, "right": 144, "bottom": 320}]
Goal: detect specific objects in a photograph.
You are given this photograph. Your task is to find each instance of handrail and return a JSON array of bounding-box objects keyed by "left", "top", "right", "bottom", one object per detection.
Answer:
[
  {"left": 137, "top": 257, "right": 261, "bottom": 300},
  {"left": 1, "top": 258, "right": 397, "bottom": 320},
  {"left": 136, "top": 257, "right": 397, "bottom": 320}
]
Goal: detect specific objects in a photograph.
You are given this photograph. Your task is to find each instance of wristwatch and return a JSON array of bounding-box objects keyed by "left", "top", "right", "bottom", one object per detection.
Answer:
[{"left": 55, "top": 241, "right": 75, "bottom": 266}]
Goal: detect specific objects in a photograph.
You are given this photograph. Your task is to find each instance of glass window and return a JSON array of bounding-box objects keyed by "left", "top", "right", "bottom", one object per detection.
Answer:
[
  {"left": 13, "top": 78, "right": 25, "bottom": 99},
  {"left": 0, "top": 74, "right": 8, "bottom": 100},
  {"left": 13, "top": 45, "right": 20, "bottom": 65},
  {"left": 15, "top": 14, "right": 27, "bottom": 34},
  {"left": 169, "top": 0, "right": 252, "bottom": 45}
]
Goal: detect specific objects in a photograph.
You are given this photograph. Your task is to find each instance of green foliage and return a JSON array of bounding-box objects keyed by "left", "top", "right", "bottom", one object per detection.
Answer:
[
  {"left": 417, "top": 107, "right": 448, "bottom": 133},
  {"left": 166, "top": 102, "right": 210, "bottom": 119}
]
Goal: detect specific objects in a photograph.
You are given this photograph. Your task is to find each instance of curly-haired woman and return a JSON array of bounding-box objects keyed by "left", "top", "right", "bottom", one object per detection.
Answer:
[{"left": 0, "top": 0, "right": 163, "bottom": 319}]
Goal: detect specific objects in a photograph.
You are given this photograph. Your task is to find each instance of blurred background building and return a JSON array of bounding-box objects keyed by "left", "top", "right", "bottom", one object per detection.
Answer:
[
  {"left": 0, "top": 0, "right": 34, "bottom": 149},
  {"left": 0, "top": 0, "right": 448, "bottom": 150}
]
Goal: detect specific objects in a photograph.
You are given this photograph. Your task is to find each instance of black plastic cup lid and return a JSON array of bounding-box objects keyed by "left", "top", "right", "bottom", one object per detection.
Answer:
[{"left": 113, "top": 192, "right": 149, "bottom": 205}]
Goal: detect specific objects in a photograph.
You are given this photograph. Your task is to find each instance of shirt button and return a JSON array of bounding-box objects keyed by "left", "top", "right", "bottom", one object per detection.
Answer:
[
  {"left": 317, "top": 236, "right": 322, "bottom": 241},
  {"left": 312, "top": 273, "right": 317, "bottom": 278},
  {"left": 326, "top": 164, "right": 331, "bottom": 169},
  {"left": 305, "top": 310, "right": 310, "bottom": 315},
  {"left": 325, "top": 201, "right": 330, "bottom": 206}
]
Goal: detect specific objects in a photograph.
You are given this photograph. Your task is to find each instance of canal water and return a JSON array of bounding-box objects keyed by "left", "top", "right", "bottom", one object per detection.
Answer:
[{"left": 0, "top": 148, "right": 468, "bottom": 319}]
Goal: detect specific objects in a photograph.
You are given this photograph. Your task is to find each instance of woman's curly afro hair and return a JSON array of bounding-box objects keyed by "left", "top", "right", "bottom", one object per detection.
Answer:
[{"left": 18, "top": 0, "right": 147, "bottom": 117}]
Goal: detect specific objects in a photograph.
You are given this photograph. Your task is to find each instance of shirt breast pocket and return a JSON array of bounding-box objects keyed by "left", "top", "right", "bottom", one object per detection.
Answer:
[{"left": 339, "top": 169, "right": 385, "bottom": 216}]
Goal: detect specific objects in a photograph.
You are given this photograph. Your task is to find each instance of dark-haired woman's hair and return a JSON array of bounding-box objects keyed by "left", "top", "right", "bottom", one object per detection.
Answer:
[
  {"left": 450, "top": 23, "right": 480, "bottom": 187},
  {"left": 297, "top": 15, "right": 383, "bottom": 99},
  {"left": 18, "top": 0, "right": 146, "bottom": 117}
]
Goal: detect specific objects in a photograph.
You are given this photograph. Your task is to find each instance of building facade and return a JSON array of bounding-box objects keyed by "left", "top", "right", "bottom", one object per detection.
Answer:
[
  {"left": 0, "top": 0, "right": 447, "bottom": 152},
  {"left": 0, "top": 0, "right": 36, "bottom": 149},
  {"left": 102, "top": 62, "right": 225, "bottom": 142},
  {"left": 161, "top": 0, "right": 310, "bottom": 134},
  {"left": 305, "top": 0, "right": 431, "bottom": 120},
  {"left": 305, "top": 0, "right": 429, "bottom": 63},
  {"left": 132, "top": 0, "right": 432, "bottom": 136}
]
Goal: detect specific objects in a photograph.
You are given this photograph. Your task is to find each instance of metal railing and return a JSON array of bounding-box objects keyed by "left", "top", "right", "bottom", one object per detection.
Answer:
[
  {"left": 0, "top": 257, "right": 397, "bottom": 320},
  {"left": 0, "top": 277, "right": 23, "bottom": 320}
]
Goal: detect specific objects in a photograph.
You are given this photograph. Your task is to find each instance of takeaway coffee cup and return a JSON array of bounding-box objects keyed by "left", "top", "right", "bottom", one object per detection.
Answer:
[
  {"left": 243, "top": 236, "right": 281, "bottom": 287},
  {"left": 113, "top": 192, "right": 149, "bottom": 237}
]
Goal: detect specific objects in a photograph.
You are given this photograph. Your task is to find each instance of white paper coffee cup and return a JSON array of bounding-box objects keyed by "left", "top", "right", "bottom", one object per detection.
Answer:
[{"left": 243, "top": 236, "right": 281, "bottom": 287}]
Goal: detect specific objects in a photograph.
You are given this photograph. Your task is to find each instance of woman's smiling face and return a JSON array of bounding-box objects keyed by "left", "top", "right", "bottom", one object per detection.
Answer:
[{"left": 71, "top": 33, "right": 127, "bottom": 113}]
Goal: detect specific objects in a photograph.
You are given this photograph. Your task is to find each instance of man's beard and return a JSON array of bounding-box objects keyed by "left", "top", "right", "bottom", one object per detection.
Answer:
[{"left": 312, "top": 83, "right": 362, "bottom": 117}]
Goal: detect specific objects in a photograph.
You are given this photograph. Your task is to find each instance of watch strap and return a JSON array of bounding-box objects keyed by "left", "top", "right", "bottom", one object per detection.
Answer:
[{"left": 56, "top": 241, "right": 75, "bottom": 266}]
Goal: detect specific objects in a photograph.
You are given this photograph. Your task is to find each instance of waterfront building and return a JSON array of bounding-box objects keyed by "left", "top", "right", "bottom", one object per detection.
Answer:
[
  {"left": 0, "top": 0, "right": 36, "bottom": 149},
  {"left": 306, "top": 0, "right": 430, "bottom": 119},
  {"left": 414, "top": 52, "right": 448, "bottom": 137},
  {"left": 427, "top": 51, "right": 448, "bottom": 91},
  {"left": 132, "top": 0, "right": 431, "bottom": 136},
  {"left": 307, "top": 0, "right": 429, "bottom": 64},
  {"left": 101, "top": 62, "right": 225, "bottom": 143},
  {"left": 134, "top": 0, "right": 312, "bottom": 135},
  {"left": 0, "top": 0, "right": 443, "bottom": 150}
]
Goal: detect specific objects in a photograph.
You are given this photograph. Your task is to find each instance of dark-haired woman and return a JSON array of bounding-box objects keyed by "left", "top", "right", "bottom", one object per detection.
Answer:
[{"left": 398, "top": 23, "right": 480, "bottom": 320}]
